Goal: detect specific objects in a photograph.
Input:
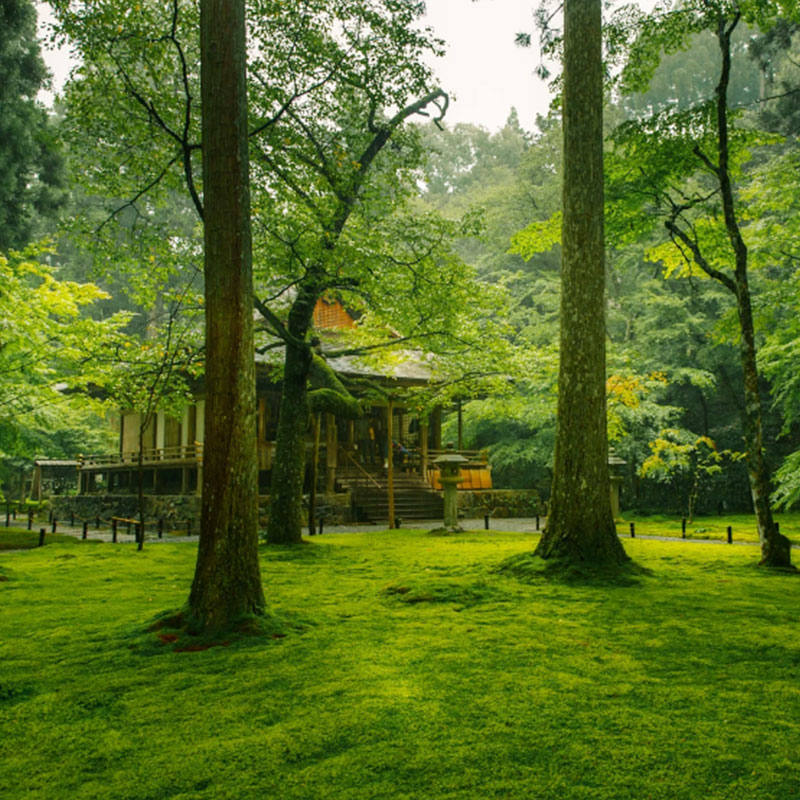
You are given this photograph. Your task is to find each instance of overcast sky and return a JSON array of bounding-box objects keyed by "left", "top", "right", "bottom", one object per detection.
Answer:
[
  {"left": 37, "top": 1, "right": 653, "bottom": 133},
  {"left": 420, "top": 0, "right": 554, "bottom": 131}
]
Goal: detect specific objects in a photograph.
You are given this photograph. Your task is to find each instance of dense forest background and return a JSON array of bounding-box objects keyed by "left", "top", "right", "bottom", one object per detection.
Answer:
[{"left": 3, "top": 0, "right": 800, "bottom": 521}]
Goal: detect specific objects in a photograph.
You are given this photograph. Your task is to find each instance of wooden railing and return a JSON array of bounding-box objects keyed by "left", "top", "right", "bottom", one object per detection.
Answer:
[
  {"left": 426, "top": 449, "right": 492, "bottom": 491},
  {"left": 427, "top": 449, "right": 489, "bottom": 467},
  {"left": 338, "top": 445, "right": 382, "bottom": 490},
  {"left": 79, "top": 443, "right": 204, "bottom": 469}
]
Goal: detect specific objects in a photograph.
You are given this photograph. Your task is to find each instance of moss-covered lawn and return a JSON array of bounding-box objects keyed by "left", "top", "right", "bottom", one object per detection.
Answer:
[
  {"left": 2, "top": 530, "right": 799, "bottom": 799},
  {"left": 0, "top": 526, "right": 97, "bottom": 551},
  {"left": 620, "top": 511, "right": 800, "bottom": 545}
]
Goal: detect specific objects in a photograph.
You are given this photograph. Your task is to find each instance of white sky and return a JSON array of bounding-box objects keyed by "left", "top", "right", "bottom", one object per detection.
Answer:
[
  {"left": 420, "top": 0, "right": 554, "bottom": 131},
  {"left": 37, "top": 1, "right": 654, "bottom": 133}
]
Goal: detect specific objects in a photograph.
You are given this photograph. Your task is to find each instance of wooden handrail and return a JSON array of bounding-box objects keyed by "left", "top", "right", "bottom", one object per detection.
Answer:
[
  {"left": 427, "top": 448, "right": 489, "bottom": 466},
  {"left": 338, "top": 446, "right": 382, "bottom": 490},
  {"left": 79, "top": 442, "right": 204, "bottom": 468}
]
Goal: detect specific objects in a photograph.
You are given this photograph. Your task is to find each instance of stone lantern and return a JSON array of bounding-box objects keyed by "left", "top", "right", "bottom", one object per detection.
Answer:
[{"left": 432, "top": 446, "right": 467, "bottom": 534}]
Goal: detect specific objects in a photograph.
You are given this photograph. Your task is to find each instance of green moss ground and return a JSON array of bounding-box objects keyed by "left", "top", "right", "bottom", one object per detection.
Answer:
[
  {"left": 621, "top": 512, "right": 800, "bottom": 545},
  {"left": 0, "top": 527, "right": 98, "bottom": 551},
  {"left": 2, "top": 530, "right": 799, "bottom": 799}
]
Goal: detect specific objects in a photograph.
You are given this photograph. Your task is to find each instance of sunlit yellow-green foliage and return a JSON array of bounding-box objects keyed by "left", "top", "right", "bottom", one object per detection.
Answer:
[{"left": 0, "top": 242, "right": 130, "bottom": 458}]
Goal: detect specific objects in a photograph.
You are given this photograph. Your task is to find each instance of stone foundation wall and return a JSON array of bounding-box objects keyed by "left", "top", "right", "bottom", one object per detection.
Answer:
[
  {"left": 457, "top": 489, "right": 542, "bottom": 518},
  {"left": 53, "top": 491, "right": 353, "bottom": 530},
  {"left": 51, "top": 495, "right": 201, "bottom": 525}
]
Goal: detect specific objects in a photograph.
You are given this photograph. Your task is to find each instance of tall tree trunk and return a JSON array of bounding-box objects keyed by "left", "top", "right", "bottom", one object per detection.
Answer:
[
  {"left": 137, "top": 424, "right": 145, "bottom": 552},
  {"left": 712, "top": 17, "right": 791, "bottom": 568},
  {"left": 736, "top": 275, "right": 790, "bottom": 566},
  {"left": 534, "top": 0, "right": 627, "bottom": 565},
  {"left": 266, "top": 287, "right": 317, "bottom": 545},
  {"left": 188, "top": 0, "right": 265, "bottom": 628}
]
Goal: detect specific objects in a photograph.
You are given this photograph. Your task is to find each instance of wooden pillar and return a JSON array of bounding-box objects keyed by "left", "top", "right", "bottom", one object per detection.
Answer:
[
  {"left": 257, "top": 396, "right": 267, "bottom": 442},
  {"left": 309, "top": 413, "right": 321, "bottom": 535},
  {"left": 420, "top": 419, "right": 429, "bottom": 480},
  {"left": 432, "top": 406, "right": 442, "bottom": 450},
  {"left": 325, "top": 412, "right": 337, "bottom": 494},
  {"left": 195, "top": 399, "right": 205, "bottom": 497},
  {"left": 155, "top": 411, "right": 166, "bottom": 456},
  {"left": 387, "top": 398, "right": 395, "bottom": 528},
  {"left": 33, "top": 464, "right": 43, "bottom": 502},
  {"left": 195, "top": 400, "right": 205, "bottom": 445}
]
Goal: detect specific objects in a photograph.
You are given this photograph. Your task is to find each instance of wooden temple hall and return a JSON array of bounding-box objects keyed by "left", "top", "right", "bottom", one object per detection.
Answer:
[{"left": 76, "top": 299, "right": 492, "bottom": 521}]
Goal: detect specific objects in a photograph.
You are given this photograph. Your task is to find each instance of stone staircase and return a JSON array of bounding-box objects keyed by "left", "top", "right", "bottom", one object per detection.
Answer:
[{"left": 336, "top": 466, "right": 444, "bottom": 523}]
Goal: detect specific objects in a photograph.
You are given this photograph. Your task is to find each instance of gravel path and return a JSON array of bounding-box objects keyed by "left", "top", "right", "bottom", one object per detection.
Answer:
[{"left": 21, "top": 515, "right": 792, "bottom": 549}]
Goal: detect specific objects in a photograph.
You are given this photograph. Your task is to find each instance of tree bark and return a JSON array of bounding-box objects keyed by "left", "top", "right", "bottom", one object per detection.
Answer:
[
  {"left": 266, "top": 288, "right": 317, "bottom": 545},
  {"left": 188, "top": 0, "right": 265, "bottom": 628},
  {"left": 712, "top": 16, "right": 791, "bottom": 568},
  {"left": 534, "top": 0, "right": 627, "bottom": 565}
]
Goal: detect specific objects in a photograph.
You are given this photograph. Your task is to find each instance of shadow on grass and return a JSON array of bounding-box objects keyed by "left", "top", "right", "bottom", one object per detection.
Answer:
[
  {"left": 495, "top": 551, "right": 652, "bottom": 587},
  {"left": 123, "top": 606, "right": 313, "bottom": 656},
  {"left": 259, "top": 540, "right": 330, "bottom": 562},
  {"left": 382, "top": 577, "right": 508, "bottom": 607}
]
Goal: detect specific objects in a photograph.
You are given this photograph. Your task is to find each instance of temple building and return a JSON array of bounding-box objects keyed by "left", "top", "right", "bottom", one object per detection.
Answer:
[{"left": 76, "top": 298, "right": 491, "bottom": 523}]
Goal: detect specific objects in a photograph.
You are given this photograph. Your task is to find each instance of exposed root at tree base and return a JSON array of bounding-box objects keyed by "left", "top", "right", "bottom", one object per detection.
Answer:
[
  {"left": 495, "top": 551, "right": 651, "bottom": 587},
  {"left": 427, "top": 526, "right": 464, "bottom": 536},
  {"left": 757, "top": 561, "right": 798, "bottom": 574},
  {"left": 136, "top": 607, "right": 305, "bottom": 653}
]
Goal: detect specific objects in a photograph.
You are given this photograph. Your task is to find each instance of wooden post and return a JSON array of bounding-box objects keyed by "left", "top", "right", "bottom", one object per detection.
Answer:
[
  {"left": 325, "top": 412, "right": 337, "bottom": 494},
  {"left": 51, "top": 519, "right": 57, "bottom": 534},
  {"left": 727, "top": 525, "right": 733, "bottom": 544},
  {"left": 309, "top": 413, "right": 320, "bottom": 536},
  {"left": 432, "top": 406, "right": 442, "bottom": 450},
  {"left": 158, "top": 519, "right": 164, "bottom": 539},
  {"left": 38, "top": 528, "right": 45, "bottom": 547},
  {"left": 682, "top": 517, "right": 686, "bottom": 538},
  {"left": 27, "top": 510, "right": 33, "bottom": 531},
  {"left": 82, "top": 521, "right": 88, "bottom": 540},
  {"left": 112, "top": 519, "right": 118, "bottom": 543},
  {"left": 629, "top": 522, "right": 635, "bottom": 538},
  {"left": 420, "top": 418, "right": 429, "bottom": 480},
  {"left": 387, "top": 399, "right": 395, "bottom": 529}
]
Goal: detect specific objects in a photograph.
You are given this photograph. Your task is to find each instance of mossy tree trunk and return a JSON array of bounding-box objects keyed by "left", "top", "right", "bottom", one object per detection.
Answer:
[
  {"left": 187, "top": 0, "right": 265, "bottom": 628},
  {"left": 258, "top": 91, "right": 447, "bottom": 545},
  {"left": 665, "top": 15, "right": 791, "bottom": 568},
  {"left": 534, "top": 0, "right": 628, "bottom": 565},
  {"left": 265, "top": 269, "right": 365, "bottom": 544},
  {"left": 266, "top": 341, "right": 313, "bottom": 545},
  {"left": 714, "top": 18, "right": 790, "bottom": 569}
]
